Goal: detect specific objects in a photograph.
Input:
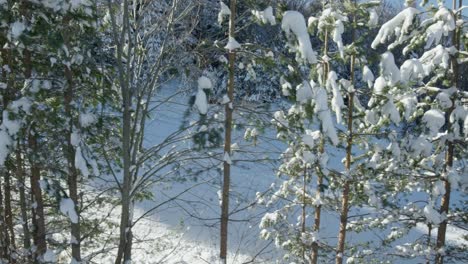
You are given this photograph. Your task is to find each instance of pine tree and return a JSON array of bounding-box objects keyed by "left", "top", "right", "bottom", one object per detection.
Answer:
[{"left": 368, "top": 0, "right": 467, "bottom": 262}]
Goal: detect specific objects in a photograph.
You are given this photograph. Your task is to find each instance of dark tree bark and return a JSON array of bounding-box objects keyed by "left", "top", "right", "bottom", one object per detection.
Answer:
[
  {"left": 0, "top": 177, "right": 9, "bottom": 261},
  {"left": 62, "top": 16, "right": 82, "bottom": 262},
  {"left": 16, "top": 143, "right": 32, "bottom": 261},
  {"left": 28, "top": 131, "right": 47, "bottom": 263},
  {"left": 4, "top": 169, "right": 16, "bottom": 261}
]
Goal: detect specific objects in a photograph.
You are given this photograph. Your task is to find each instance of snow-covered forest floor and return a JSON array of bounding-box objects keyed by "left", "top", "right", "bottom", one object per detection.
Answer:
[{"left": 87, "top": 82, "right": 467, "bottom": 264}]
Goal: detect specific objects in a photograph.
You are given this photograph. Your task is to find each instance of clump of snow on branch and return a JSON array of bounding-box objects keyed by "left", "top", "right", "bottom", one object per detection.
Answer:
[
  {"left": 252, "top": 6, "right": 276, "bottom": 25},
  {"left": 60, "top": 198, "right": 79, "bottom": 224},
  {"left": 371, "top": 7, "right": 420, "bottom": 49},
  {"left": 326, "top": 71, "right": 344, "bottom": 124},
  {"left": 198, "top": 76, "right": 213, "bottom": 90},
  {"left": 296, "top": 81, "right": 313, "bottom": 104},
  {"left": 423, "top": 203, "right": 444, "bottom": 225},
  {"left": 281, "top": 11, "right": 317, "bottom": 64},
  {"left": 423, "top": 6, "right": 455, "bottom": 49},
  {"left": 368, "top": 8, "right": 378, "bottom": 27},
  {"left": 218, "top": 1, "right": 231, "bottom": 25},
  {"left": 302, "top": 129, "right": 321, "bottom": 149},
  {"left": 318, "top": 8, "right": 348, "bottom": 59},
  {"left": 382, "top": 97, "right": 401, "bottom": 124},
  {"left": 419, "top": 45, "right": 453, "bottom": 75},
  {"left": 195, "top": 76, "right": 213, "bottom": 115},
  {"left": 224, "top": 37, "right": 241, "bottom": 51},
  {"left": 10, "top": 21, "right": 26, "bottom": 39},
  {"left": 362, "top": 65, "right": 375, "bottom": 88},
  {"left": 312, "top": 84, "right": 339, "bottom": 145},
  {"left": 75, "top": 146, "right": 90, "bottom": 178},
  {"left": 380, "top": 51, "right": 401, "bottom": 85},
  {"left": 399, "top": 93, "right": 418, "bottom": 120},
  {"left": 422, "top": 109, "right": 445, "bottom": 136},
  {"left": 400, "top": 58, "right": 424, "bottom": 84}
]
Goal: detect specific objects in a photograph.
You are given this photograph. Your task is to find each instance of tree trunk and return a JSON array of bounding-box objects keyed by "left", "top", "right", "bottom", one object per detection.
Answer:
[
  {"left": 311, "top": 28, "right": 329, "bottom": 264},
  {"left": 435, "top": 147, "right": 452, "bottom": 264},
  {"left": 311, "top": 173, "right": 322, "bottom": 264},
  {"left": 28, "top": 131, "right": 47, "bottom": 262},
  {"left": 22, "top": 41, "right": 47, "bottom": 262},
  {"left": 336, "top": 12, "right": 356, "bottom": 264},
  {"left": 435, "top": 1, "right": 459, "bottom": 263},
  {"left": 301, "top": 168, "right": 307, "bottom": 263},
  {"left": 220, "top": 1, "right": 237, "bottom": 263},
  {"left": 110, "top": 0, "right": 134, "bottom": 262},
  {"left": 427, "top": 223, "right": 432, "bottom": 264},
  {"left": 63, "top": 30, "right": 82, "bottom": 262},
  {"left": 0, "top": 177, "right": 9, "bottom": 261},
  {"left": 4, "top": 169, "right": 16, "bottom": 261},
  {"left": 336, "top": 181, "right": 350, "bottom": 264},
  {"left": 17, "top": 143, "right": 32, "bottom": 261}
]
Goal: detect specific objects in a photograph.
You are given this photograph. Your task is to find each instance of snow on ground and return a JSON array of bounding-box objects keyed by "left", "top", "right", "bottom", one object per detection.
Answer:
[{"left": 87, "top": 80, "right": 466, "bottom": 263}]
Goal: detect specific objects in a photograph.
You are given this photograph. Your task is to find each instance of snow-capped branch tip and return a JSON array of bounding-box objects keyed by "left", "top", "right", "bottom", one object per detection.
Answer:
[
  {"left": 198, "top": 76, "right": 213, "bottom": 90},
  {"left": 225, "top": 37, "right": 241, "bottom": 51},
  {"left": 252, "top": 6, "right": 276, "bottom": 26},
  {"left": 371, "top": 7, "right": 420, "bottom": 49},
  {"left": 281, "top": 11, "right": 317, "bottom": 64},
  {"left": 218, "top": 1, "right": 231, "bottom": 25}
]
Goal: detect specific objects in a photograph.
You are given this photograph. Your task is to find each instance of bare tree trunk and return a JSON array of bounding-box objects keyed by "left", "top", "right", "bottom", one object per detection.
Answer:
[
  {"left": 336, "top": 181, "right": 350, "bottom": 264},
  {"left": 435, "top": 1, "right": 459, "bottom": 263},
  {"left": 311, "top": 172, "right": 322, "bottom": 264},
  {"left": 435, "top": 146, "right": 453, "bottom": 264},
  {"left": 301, "top": 168, "right": 307, "bottom": 263},
  {"left": 16, "top": 2, "right": 32, "bottom": 260},
  {"left": 336, "top": 11, "right": 356, "bottom": 264},
  {"left": 111, "top": 1, "right": 133, "bottom": 262},
  {"left": 21, "top": 41, "right": 47, "bottom": 262},
  {"left": 4, "top": 170, "right": 16, "bottom": 261},
  {"left": 0, "top": 177, "right": 9, "bottom": 261},
  {"left": 435, "top": 144, "right": 453, "bottom": 264},
  {"left": 63, "top": 34, "right": 82, "bottom": 262},
  {"left": 220, "top": 1, "right": 237, "bottom": 263},
  {"left": 28, "top": 131, "right": 47, "bottom": 262},
  {"left": 427, "top": 223, "right": 432, "bottom": 264},
  {"left": 0, "top": 25, "right": 13, "bottom": 264},
  {"left": 17, "top": 143, "right": 32, "bottom": 261}
]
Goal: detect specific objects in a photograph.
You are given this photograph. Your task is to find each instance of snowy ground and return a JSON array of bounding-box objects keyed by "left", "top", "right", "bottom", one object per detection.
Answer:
[{"left": 85, "top": 80, "right": 466, "bottom": 264}]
